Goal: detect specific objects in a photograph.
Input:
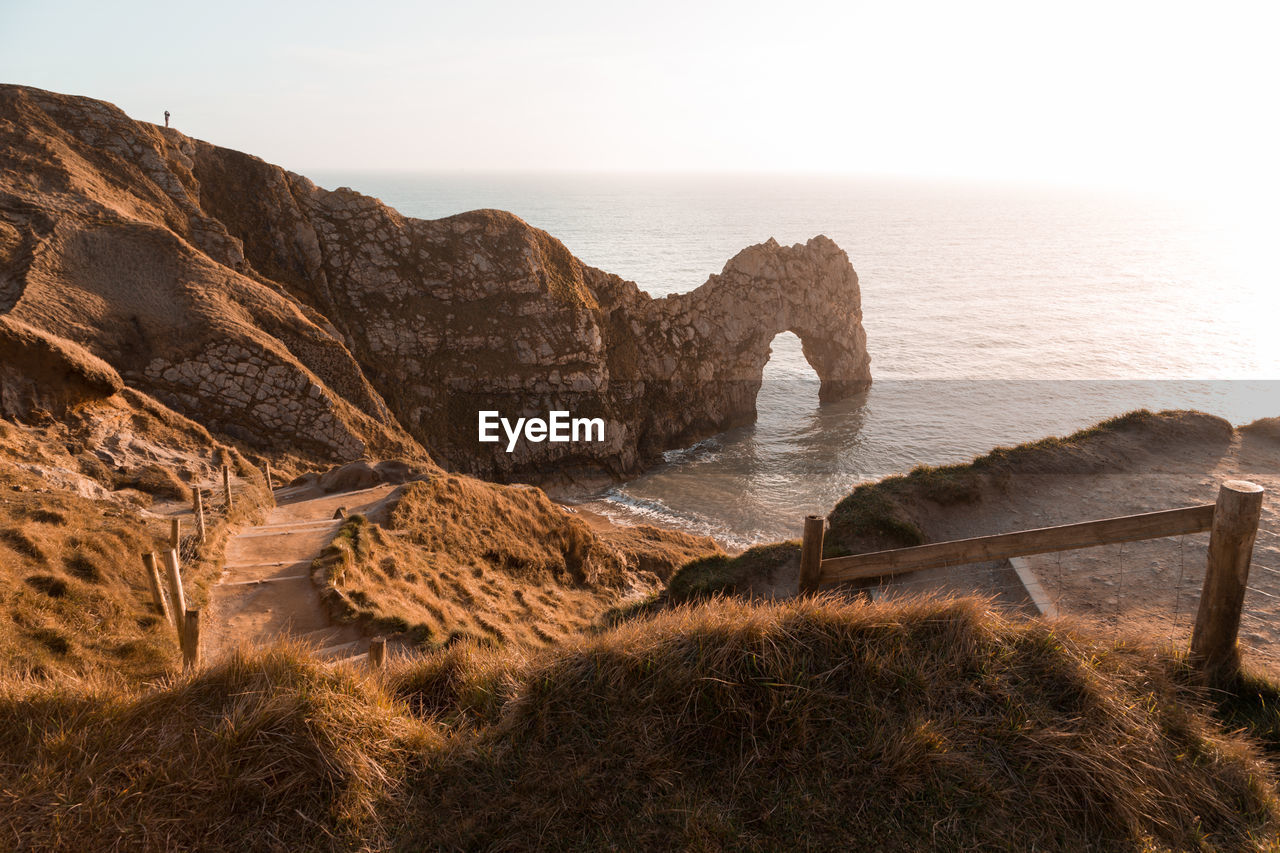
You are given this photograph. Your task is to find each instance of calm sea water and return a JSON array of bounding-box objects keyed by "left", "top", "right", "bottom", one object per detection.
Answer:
[{"left": 314, "top": 172, "right": 1279, "bottom": 546}]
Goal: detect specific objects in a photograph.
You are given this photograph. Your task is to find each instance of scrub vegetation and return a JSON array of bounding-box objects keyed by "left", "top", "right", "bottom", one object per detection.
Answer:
[
  {"left": 4, "top": 596, "right": 1279, "bottom": 851},
  {"left": 313, "top": 475, "right": 719, "bottom": 649}
]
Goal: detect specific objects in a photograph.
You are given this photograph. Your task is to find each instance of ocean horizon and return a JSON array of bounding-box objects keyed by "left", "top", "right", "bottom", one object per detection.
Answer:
[{"left": 313, "top": 170, "right": 1280, "bottom": 546}]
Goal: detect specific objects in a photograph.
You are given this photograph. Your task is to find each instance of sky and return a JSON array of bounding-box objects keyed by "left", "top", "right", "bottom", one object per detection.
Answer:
[{"left": 2, "top": 0, "right": 1278, "bottom": 196}]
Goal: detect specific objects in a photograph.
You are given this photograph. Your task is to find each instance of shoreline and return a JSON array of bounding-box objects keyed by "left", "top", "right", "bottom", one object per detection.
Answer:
[
  {"left": 546, "top": 412, "right": 1280, "bottom": 674},
  {"left": 555, "top": 497, "right": 747, "bottom": 556},
  {"left": 552, "top": 413, "right": 1280, "bottom": 571}
]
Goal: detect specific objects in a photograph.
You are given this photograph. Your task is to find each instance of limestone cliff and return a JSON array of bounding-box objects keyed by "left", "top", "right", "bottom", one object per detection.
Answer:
[{"left": 0, "top": 84, "right": 870, "bottom": 480}]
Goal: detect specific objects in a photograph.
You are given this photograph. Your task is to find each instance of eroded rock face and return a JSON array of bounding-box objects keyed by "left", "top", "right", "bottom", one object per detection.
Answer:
[
  {"left": 419, "top": 232, "right": 872, "bottom": 480},
  {"left": 0, "top": 316, "right": 123, "bottom": 418},
  {"left": 0, "top": 84, "right": 870, "bottom": 480}
]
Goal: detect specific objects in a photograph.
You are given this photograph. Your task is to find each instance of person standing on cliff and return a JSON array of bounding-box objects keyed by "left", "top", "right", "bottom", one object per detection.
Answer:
[{"left": 164, "top": 110, "right": 170, "bottom": 128}]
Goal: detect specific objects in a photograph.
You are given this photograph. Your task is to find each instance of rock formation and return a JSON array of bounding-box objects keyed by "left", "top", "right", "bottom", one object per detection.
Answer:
[{"left": 0, "top": 84, "right": 871, "bottom": 481}]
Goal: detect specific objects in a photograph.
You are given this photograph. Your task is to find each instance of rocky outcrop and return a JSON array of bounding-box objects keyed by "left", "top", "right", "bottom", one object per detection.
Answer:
[
  {"left": 0, "top": 85, "right": 870, "bottom": 480},
  {"left": 421, "top": 231, "right": 870, "bottom": 480},
  {"left": 0, "top": 316, "right": 123, "bottom": 418}
]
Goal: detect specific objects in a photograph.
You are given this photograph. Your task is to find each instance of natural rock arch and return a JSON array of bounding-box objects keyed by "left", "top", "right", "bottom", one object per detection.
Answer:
[
  {"left": 611, "top": 236, "right": 872, "bottom": 461},
  {"left": 0, "top": 85, "right": 872, "bottom": 482}
]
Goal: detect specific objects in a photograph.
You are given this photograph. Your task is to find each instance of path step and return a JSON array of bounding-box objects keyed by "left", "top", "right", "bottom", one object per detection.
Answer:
[
  {"left": 209, "top": 483, "right": 403, "bottom": 663},
  {"left": 220, "top": 574, "right": 312, "bottom": 587},
  {"left": 236, "top": 523, "right": 343, "bottom": 539},
  {"left": 224, "top": 560, "right": 313, "bottom": 570},
  {"left": 218, "top": 568, "right": 315, "bottom": 588},
  {"left": 245, "top": 518, "right": 343, "bottom": 530},
  {"left": 315, "top": 639, "right": 365, "bottom": 660},
  {"left": 324, "top": 651, "right": 370, "bottom": 669},
  {"left": 220, "top": 560, "right": 313, "bottom": 584},
  {"left": 294, "top": 625, "right": 353, "bottom": 648}
]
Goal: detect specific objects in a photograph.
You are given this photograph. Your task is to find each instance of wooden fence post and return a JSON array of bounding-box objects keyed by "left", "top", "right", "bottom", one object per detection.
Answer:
[
  {"left": 368, "top": 637, "right": 386, "bottom": 670},
  {"left": 193, "top": 488, "right": 206, "bottom": 543},
  {"left": 1191, "top": 480, "right": 1265, "bottom": 685},
  {"left": 170, "top": 517, "right": 181, "bottom": 552},
  {"left": 182, "top": 609, "right": 201, "bottom": 670},
  {"left": 222, "top": 464, "right": 233, "bottom": 512},
  {"left": 141, "top": 552, "right": 173, "bottom": 626},
  {"left": 799, "top": 515, "right": 826, "bottom": 594},
  {"left": 162, "top": 549, "right": 187, "bottom": 635}
]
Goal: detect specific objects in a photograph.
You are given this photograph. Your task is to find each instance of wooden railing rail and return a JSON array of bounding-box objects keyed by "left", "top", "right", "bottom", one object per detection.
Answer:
[
  {"left": 799, "top": 480, "right": 1265, "bottom": 685},
  {"left": 817, "top": 504, "right": 1215, "bottom": 587}
]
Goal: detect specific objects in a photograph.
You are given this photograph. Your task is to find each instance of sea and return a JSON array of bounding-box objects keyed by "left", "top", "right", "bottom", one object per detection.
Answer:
[{"left": 311, "top": 172, "right": 1280, "bottom": 548}]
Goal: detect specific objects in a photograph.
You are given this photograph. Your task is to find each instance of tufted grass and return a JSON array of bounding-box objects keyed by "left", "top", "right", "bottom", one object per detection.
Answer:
[
  {"left": 312, "top": 476, "right": 720, "bottom": 649},
  {"left": 4, "top": 595, "right": 1280, "bottom": 851},
  {"left": 0, "top": 413, "right": 273, "bottom": 682}
]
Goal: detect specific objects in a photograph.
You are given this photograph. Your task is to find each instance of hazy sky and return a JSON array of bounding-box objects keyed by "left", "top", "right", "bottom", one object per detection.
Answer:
[{"left": 2, "top": 1, "right": 1277, "bottom": 194}]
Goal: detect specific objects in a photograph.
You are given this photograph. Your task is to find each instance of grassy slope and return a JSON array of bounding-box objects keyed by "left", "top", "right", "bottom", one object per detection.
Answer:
[
  {"left": 825, "top": 409, "right": 1231, "bottom": 554},
  {"left": 0, "top": 464, "right": 174, "bottom": 680},
  {"left": 313, "top": 476, "right": 721, "bottom": 648},
  {"left": 668, "top": 409, "right": 1234, "bottom": 601},
  {"left": 4, "top": 596, "right": 1279, "bottom": 851},
  {"left": 0, "top": 398, "right": 273, "bottom": 681}
]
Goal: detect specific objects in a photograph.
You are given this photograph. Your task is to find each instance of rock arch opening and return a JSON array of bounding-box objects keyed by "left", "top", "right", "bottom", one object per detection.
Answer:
[
  {"left": 761, "top": 331, "right": 823, "bottom": 381},
  {"left": 756, "top": 331, "right": 822, "bottom": 422}
]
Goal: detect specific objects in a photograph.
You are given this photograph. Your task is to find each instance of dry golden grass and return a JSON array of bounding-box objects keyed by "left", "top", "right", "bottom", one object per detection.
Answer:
[
  {"left": 0, "top": 466, "right": 271, "bottom": 682},
  {"left": 397, "top": 596, "right": 1280, "bottom": 851},
  {"left": 0, "top": 314, "right": 123, "bottom": 414},
  {"left": 0, "top": 645, "right": 439, "bottom": 851},
  {"left": 1243, "top": 416, "right": 1280, "bottom": 443},
  {"left": 0, "top": 471, "right": 176, "bottom": 681},
  {"left": 596, "top": 520, "right": 724, "bottom": 581},
  {"left": 825, "top": 409, "right": 1233, "bottom": 556},
  {"left": 4, "top": 596, "right": 1279, "bottom": 851},
  {"left": 112, "top": 462, "right": 193, "bottom": 502},
  {"left": 324, "top": 513, "right": 639, "bottom": 648},
  {"left": 390, "top": 477, "right": 634, "bottom": 586},
  {"left": 0, "top": 402, "right": 274, "bottom": 681},
  {"left": 316, "top": 476, "right": 718, "bottom": 649}
]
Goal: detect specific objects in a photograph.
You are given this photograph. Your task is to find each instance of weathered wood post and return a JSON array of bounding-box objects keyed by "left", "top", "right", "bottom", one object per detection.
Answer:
[
  {"left": 169, "top": 517, "right": 181, "bottom": 552},
  {"left": 141, "top": 552, "right": 173, "bottom": 625},
  {"left": 162, "top": 549, "right": 187, "bottom": 635},
  {"left": 368, "top": 637, "right": 386, "bottom": 670},
  {"left": 799, "top": 515, "right": 826, "bottom": 594},
  {"left": 182, "top": 609, "right": 201, "bottom": 670},
  {"left": 263, "top": 460, "right": 273, "bottom": 491},
  {"left": 193, "top": 488, "right": 206, "bottom": 543},
  {"left": 222, "top": 464, "right": 233, "bottom": 513},
  {"left": 1191, "top": 480, "right": 1265, "bottom": 685}
]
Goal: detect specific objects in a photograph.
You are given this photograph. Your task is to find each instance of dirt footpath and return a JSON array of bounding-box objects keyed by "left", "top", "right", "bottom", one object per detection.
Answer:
[{"left": 203, "top": 482, "right": 400, "bottom": 661}]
